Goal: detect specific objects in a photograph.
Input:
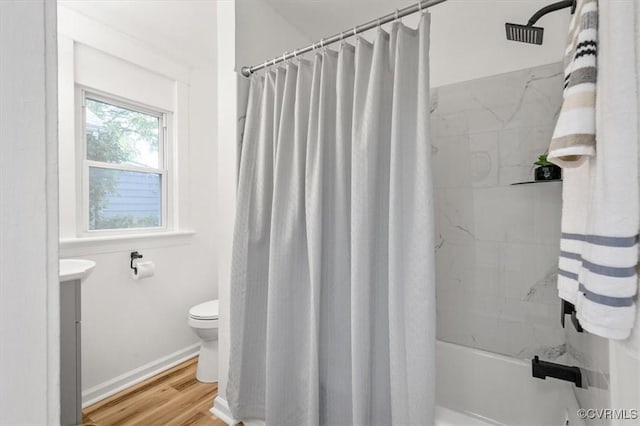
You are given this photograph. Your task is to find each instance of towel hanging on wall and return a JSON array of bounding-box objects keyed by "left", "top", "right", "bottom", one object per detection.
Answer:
[
  {"left": 550, "top": 0, "right": 639, "bottom": 340},
  {"left": 548, "top": 0, "right": 597, "bottom": 167},
  {"left": 549, "top": 0, "right": 598, "bottom": 310}
]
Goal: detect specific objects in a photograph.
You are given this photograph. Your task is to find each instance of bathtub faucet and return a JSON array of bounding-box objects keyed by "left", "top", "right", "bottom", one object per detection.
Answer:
[{"left": 531, "top": 356, "right": 584, "bottom": 388}]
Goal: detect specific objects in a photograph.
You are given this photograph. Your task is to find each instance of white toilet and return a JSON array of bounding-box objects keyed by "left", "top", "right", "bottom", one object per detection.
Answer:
[{"left": 188, "top": 299, "right": 219, "bottom": 383}]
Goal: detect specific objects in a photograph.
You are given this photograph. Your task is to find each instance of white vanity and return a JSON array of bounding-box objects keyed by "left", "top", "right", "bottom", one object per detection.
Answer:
[{"left": 59, "top": 259, "right": 95, "bottom": 426}]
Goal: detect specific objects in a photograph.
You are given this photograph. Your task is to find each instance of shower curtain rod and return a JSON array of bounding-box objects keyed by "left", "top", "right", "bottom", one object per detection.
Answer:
[{"left": 240, "top": 0, "right": 449, "bottom": 77}]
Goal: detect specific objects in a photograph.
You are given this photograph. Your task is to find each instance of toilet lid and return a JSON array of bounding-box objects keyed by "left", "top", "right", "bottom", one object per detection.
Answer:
[{"left": 189, "top": 300, "right": 219, "bottom": 320}]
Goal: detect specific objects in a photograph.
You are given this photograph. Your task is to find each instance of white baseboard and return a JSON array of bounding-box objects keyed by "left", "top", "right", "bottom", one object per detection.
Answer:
[
  {"left": 211, "top": 396, "right": 239, "bottom": 425},
  {"left": 211, "top": 397, "right": 265, "bottom": 426},
  {"left": 82, "top": 343, "right": 200, "bottom": 407}
]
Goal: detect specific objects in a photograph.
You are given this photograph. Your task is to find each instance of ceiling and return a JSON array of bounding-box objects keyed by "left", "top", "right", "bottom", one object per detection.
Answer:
[{"left": 58, "top": 0, "right": 217, "bottom": 68}]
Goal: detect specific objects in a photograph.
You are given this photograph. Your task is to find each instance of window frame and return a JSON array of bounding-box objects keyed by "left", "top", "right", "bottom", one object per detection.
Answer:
[{"left": 76, "top": 87, "right": 171, "bottom": 236}]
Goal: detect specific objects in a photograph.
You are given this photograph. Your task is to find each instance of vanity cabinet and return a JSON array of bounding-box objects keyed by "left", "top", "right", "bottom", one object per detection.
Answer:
[{"left": 60, "top": 279, "right": 82, "bottom": 426}]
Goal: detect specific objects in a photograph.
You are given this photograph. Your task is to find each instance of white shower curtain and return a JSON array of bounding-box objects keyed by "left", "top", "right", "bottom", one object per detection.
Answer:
[{"left": 228, "top": 14, "right": 435, "bottom": 426}]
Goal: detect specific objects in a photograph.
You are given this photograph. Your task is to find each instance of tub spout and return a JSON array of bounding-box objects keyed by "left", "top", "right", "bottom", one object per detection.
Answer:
[{"left": 532, "top": 356, "right": 584, "bottom": 388}]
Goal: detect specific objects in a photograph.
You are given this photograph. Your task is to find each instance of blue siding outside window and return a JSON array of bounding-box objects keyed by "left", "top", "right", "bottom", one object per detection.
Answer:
[{"left": 89, "top": 168, "right": 162, "bottom": 230}]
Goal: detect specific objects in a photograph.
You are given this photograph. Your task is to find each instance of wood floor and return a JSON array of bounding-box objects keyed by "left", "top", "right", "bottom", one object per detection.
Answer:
[{"left": 82, "top": 357, "right": 227, "bottom": 426}]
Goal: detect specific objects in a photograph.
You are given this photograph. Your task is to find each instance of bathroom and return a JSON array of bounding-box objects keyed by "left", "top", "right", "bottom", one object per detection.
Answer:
[{"left": 1, "top": 0, "right": 639, "bottom": 425}]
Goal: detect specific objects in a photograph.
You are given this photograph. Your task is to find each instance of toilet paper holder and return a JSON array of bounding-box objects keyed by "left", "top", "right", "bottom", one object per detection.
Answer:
[{"left": 130, "top": 251, "right": 143, "bottom": 274}]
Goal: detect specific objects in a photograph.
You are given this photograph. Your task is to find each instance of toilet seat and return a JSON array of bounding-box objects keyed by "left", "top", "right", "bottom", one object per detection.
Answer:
[{"left": 189, "top": 299, "right": 219, "bottom": 320}]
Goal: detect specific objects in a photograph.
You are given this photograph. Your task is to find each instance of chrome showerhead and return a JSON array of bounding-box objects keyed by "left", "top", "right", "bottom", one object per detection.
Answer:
[
  {"left": 505, "top": 23, "right": 544, "bottom": 45},
  {"left": 505, "top": 0, "right": 575, "bottom": 45}
]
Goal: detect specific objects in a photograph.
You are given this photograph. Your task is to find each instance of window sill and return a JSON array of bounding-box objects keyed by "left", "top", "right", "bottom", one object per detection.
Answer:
[{"left": 59, "top": 230, "right": 195, "bottom": 257}]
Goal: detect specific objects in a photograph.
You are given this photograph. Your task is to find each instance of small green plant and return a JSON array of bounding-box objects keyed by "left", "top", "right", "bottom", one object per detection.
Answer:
[{"left": 534, "top": 153, "right": 553, "bottom": 167}]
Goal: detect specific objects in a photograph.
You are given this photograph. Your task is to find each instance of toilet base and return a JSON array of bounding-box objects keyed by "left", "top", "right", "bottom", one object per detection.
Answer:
[{"left": 195, "top": 338, "right": 218, "bottom": 383}]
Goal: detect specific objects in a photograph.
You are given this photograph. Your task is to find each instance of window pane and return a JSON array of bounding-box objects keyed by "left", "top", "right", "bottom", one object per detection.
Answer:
[
  {"left": 89, "top": 167, "right": 162, "bottom": 230},
  {"left": 85, "top": 98, "right": 160, "bottom": 168}
]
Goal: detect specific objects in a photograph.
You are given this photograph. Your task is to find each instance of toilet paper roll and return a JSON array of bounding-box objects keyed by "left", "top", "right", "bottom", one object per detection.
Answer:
[{"left": 132, "top": 260, "right": 155, "bottom": 280}]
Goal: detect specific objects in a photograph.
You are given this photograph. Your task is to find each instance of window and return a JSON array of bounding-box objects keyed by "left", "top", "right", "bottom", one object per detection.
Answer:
[{"left": 81, "top": 91, "right": 169, "bottom": 233}]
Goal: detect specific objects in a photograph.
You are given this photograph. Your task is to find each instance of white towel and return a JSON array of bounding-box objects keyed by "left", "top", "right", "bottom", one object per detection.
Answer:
[
  {"left": 575, "top": 0, "right": 639, "bottom": 340},
  {"left": 622, "top": 0, "right": 640, "bottom": 355},
  {"left": 553, "top": 0, "right": 598, "bottom": 307},
  {"left": 557, "top": 163, "right": 590, "bottom": 306},
  {"left": 552, "top": 0, "right": 640, "bottom": 340}
]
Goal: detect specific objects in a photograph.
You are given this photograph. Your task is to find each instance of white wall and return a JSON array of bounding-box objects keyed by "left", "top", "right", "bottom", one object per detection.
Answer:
[
  {"left": 0, "top": 0, "right": 59, "bottom": 424},
  {"left": 610, "top": 339, "right": 640, "bottom": 426},
  {"left": 235, "top": 0, "right": 312, "bottom": 69},
  {"left": 214, "top": 0, "right": 238, "bottom": 413},
  {"left": 57, "top": 4, "right": 218, "bottom": 404}
]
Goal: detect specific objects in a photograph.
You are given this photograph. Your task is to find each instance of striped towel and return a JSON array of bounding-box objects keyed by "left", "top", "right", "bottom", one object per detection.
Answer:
[
  {"left": 553, "top": 0, "right": 640, "bottom": 340},
  {"left": 553, "top": 0, "right": 598, "bottom": 312},
  {"left": 548, "top": 0, "right": 597, "bottom": 167}
]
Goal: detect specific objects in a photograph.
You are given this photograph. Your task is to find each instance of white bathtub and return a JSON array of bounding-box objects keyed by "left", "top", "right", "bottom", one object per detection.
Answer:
[
  {"left": 222, "top": 341, "right": 585, "bottom": 426},
  {"left": 436, "top": 340, "right": 585, "bottom": 426}
]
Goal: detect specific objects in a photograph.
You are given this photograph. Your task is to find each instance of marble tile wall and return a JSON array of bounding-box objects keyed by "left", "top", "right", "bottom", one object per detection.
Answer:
[
  {"left": 432, "top": 60, "right": 613, "bottom": 421},
  {"left": 432, "top": 62, "right": 568, "bottom": 360}
]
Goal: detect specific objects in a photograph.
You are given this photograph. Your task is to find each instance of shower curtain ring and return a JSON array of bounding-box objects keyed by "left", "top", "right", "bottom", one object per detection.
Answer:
[
  {"left": 417, "top": 0, "right": 424, "bottom": 14},
  {"left": 282, "top": 52, "right": 287, "bottom": 63},
  {"left": 353, "top": 26, "right": 357, "bottom": 37},
  {"left": 395, "top": 9, "right": 400, "bottom": 21}
]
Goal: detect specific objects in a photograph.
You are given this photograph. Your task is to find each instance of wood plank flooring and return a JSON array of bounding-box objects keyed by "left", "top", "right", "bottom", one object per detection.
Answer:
[{"left": 83, "top": 357, "right": 227, "bottom": 426}]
